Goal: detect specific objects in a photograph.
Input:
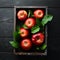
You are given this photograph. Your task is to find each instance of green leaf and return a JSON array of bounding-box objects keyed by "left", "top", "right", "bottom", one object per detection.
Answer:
[
  {"left": 9, "top": 41, "right": 19, "bottom": 48},
  {"left": 16, "top": 26, "right": 20, "bottom": 31},
  {"left": 31, "top": 15, "right": 34, "bottom": 17},
  {"left": 41, "top": 15, "right": 53, "bottom": 26},
  {"left": 36, "top": 18, "right": 41, "bottom": 26},
  {"left": 18, "top": 30, "right": 20, "bottom": 34},
  {"left": 36, "top": 47, "right": 40, "bottom": 50},
  {"left": 16, "top": 26, "right": 21, "bottom": 34},
  {"left": 41, "top": 43, "right": 47, "bottom": 50},
  {"left": 28, "top": 10, "right": 33, "bottom": 17},
  {"left": 31, "top": 25, "right": 40, "bottom": 34},
  {"left": 28, "top": 10, "right": 31, "bottom": 17},
  {"left": 13, "top": 32, "right": 18, "bottom": 38},
  {"left": 23, "top": 24, "right": 28, "bottom": 29}
]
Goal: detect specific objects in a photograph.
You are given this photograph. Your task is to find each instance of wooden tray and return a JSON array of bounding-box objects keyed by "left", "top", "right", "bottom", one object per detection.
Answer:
[{"left": 14, "top": 6, "right": 47, "bottom": 55}]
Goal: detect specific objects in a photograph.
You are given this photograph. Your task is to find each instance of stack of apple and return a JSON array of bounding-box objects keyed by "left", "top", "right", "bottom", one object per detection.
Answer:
[{"left": 17, "top": 9, "right": 45, "bottom": 50}]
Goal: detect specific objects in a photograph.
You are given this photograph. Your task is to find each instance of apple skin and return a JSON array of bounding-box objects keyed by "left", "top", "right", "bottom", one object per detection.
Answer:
[
  {"left": 20, "top": 39, "right": 32, "bottom": 50},
  {"left": 34, "top": 9, "right": 44, "bottom": 18},
  {"left": 17, "top": 10, "right": 27, "bottom": 20},
  {"left": 25, "top": 18, "right": 36, "bottom": 28},
  {"left": 32, "top": 33, "right": 44, "bottom": 45},
  {"left": 20, "top": 28, "right": 29, "bottom": 37}
]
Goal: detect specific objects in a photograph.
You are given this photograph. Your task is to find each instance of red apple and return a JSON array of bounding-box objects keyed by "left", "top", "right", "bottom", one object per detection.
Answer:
[
  {"left": 20, "top": 28, "right": 29, "bottom": 37},
  {"left": 20, "top": 39, "right": 32, "bottom": 50},
  {"left": 34, "top": 9, "right": 44, "bottom": 18},
  {"left": 32, "top": 33, "right": 44, "bottom": 45},
  {"left": 25, "top": 18, "right": 36, "bottom": 28},
  {"left": 17, "top": 10, "right": 27, "bottom": 20}
]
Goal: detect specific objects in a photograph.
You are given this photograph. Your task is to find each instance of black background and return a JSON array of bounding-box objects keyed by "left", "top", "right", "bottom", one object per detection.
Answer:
[{"left": 0, "top": 0, "right": 60, "bottom": 60}]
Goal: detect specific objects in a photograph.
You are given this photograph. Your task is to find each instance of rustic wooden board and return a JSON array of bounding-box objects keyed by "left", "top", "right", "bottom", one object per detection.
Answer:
[
  {"left": 14, "top": 0, "right": 60, "bottom": 7},
  {"left": 0, "top": 38, "right": 13, "bottom": 52},
  {"left": 0, "top": 0, "right": 13, "bottom": 7},
  {"left": 48, "top": 8, "right": 60, "bottom": 52},
  {"left": 0, "top": 8, "right": 14, "bottom": 37},
  {"left": 0, "top": 0, "right": 60, "bottom": 7},
  {"left": 0, "top": 53, "right": 46, "bottom": 60}
]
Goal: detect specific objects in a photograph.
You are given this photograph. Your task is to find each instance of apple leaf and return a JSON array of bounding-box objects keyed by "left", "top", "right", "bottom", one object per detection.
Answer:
[
  {"left": 13, "top": 32, "right": 18, "bottom": 39},
  {"left": 23, "top": 24, "right": 28, "bottom": 29},
  {"left": 36, "top": 18, "right": 41, "bottom": 26},
  {"left": 36, "top": 47, "right": 40, "bottom": 50},
  {"left": 41, "top": 15, "right": 53, "bottom": 26},
  {"left": 31, "top": 25, "right": 40, "bottom": 34},
  {"left": 41, "top": 43, "right": 47, "bottom": 50},
  {"left": 28, "top": 10, "right": 31, "bottom": 17},
  {"left": 28, "top": 10, "right": 34, "bottom": 17},
  {"left": 9, "top": 41, "right": 19, "bottom": 48},
  {"left": 16, "top": 26, "right": 21, "bottom": 31}
]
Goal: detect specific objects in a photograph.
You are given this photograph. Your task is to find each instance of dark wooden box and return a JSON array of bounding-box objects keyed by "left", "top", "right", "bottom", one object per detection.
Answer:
[{"left": 14, "top": 6, "right": 47, "bottom": 55}]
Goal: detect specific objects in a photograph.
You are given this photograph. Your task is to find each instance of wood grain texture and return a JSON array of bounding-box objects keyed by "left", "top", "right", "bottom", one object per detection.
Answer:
[
  {"left": 14, "top": 0, "right": 60, "bottom": 7},
  {"left": 0, "top": 0, "right": 60, "bottom": 7},
  {"left": 0, "top": 38, "right": 13, "bottom": 52},
  {"left": 0, "top": 53, "right": 46, "bottom": 60},
  {"left": 0, "top": 0, "right": 13, "bottom": 7},
  {"left": 0, "top": 53, "right": 17, "bottom": 60},
  {"left": 0, "top": 8, "right": 14, "bottom": 37},
  {"left": 48, "top": 8, "right": 60, "bottom": 52}
]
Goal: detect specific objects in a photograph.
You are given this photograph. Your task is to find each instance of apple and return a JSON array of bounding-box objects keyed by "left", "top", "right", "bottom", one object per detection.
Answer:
[
  {"left": 20, "top": 39, "right": 32, "bottom": 50},
  {"left": 32, "top": 33, "right": 44, "bottom": 45},
  {"left": 17, "top": 10, "right": 27, "bottom": 20},
  {"left": 34, "top": 9, "right": 44, "bottom": 18},
  {"left": 25, "top": 18, "right": 36, "bottom": 28},
  {"left": 20, "top": 28, "right": 29, "bottom": 37}
]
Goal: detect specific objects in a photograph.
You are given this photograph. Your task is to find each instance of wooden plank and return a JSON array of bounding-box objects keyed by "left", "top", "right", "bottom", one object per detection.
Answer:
[
  {"left": 0, "top": 8, "right": 14, "bottom": 23},
  {"left": 0, "top": 53, "right": 46, "bottom": 60},
  {"left": 14, "top": 0, "right": 60, "bottom": 8},
  {"left": 0, "top": 8, "right": 14, "bottom": 37},
  {"left": 0, "top": 0, "right": 13, "bottom": 7},
  {"left": 0, "top": 53, "right": 17, "bottom": 60},
  {"left": 48, "top": 8, "right": 60, "bottom": 51},
  {"left": 0, "top": 0, "right": 60, "bottom": 7},
  {"left": 0, "top": 22, "right": 13, "bottom": 37},
  {"left": 0, "top": 38, "right": 13, "bottom": 52}
]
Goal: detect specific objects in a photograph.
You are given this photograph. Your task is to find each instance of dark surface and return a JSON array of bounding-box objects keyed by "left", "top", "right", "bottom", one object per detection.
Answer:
[
  {"left": 0, "top": 0, "right": 60, "bottom": 7},
  {"left": 0, "top": 0, "right": 60, "bottom": 60}
]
